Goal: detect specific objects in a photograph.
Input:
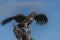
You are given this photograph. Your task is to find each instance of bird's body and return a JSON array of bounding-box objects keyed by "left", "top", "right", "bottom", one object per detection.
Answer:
[{"left": 16, "top": 14, "right": 35, "bottom": 32}]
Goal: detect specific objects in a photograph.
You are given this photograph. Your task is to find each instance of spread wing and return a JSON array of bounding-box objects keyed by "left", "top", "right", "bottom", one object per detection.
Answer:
[
  {"left": 1, "top": 14, "right": 27, "bottom": 25},
  {"left": 34, "top": 13, "right": 48, "bottom": 25}
]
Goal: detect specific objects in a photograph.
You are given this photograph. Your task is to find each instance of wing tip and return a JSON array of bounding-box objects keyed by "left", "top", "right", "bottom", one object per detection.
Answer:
[{"left": 35, "top": 13, "right": 48, "bottom": 25}]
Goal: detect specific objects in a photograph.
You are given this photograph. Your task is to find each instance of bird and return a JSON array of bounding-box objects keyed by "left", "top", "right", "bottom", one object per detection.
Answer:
[
  {"left": 1, "top": 11, "right": 48, "bottom": 31},
  {"left": 1, "top": 11, "right": 48, "bottom": 26},
  {"left": 1, "top": 11, "right": 48, "bottom": 40}
]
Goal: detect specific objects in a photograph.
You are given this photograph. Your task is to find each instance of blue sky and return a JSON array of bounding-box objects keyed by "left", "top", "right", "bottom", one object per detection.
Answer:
[{"left": 0, "top": 0, "right": 60, "bottom": 40}]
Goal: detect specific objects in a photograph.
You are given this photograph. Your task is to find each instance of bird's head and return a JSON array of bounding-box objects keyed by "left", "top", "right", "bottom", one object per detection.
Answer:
[{"left": 31, "top": 11, "right": 36, "bottom": 17}]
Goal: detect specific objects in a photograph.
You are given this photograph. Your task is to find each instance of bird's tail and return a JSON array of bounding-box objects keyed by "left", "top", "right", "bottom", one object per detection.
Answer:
[{"left": 1, "top": 17, "right": 13, "bottom": 26}]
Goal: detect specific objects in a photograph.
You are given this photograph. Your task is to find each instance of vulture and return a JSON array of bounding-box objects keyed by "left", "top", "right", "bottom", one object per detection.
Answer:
[
  {"left": 1, "top": 11, "right": 48, "bottom": 40},
  {"left": 1, "top": 11, "right": 48, "bottom": 26},
  {"left": 13, "top": 24, "right": 31, "bottom": 40},
  {"left": 1, "top": 11, "right": 48, "bottom": 32}
]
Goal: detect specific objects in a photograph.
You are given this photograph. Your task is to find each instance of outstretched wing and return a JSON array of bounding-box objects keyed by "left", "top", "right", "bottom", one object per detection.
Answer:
[
  {"left": 1, "top": 14, "right": 27, "bottom": 25},
  {"left": 34, "top": 13, "right": 48, "bottom": 25},
  {"left": 1, "top": 17, "right": 13, "bottom": 25}
]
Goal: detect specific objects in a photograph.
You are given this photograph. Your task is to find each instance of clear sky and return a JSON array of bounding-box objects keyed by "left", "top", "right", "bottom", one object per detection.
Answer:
[{"left": 0, "top": 0, "right": 60, "bottom": 40}]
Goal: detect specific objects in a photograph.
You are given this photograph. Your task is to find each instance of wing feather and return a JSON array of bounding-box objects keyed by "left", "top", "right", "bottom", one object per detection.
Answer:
[
  {"left": 1, "top": 17, "right": 13, "bottom": 25},
  {"left": 1, "top": 14, "right": 27, "bottom": 25},
  {"left": 34, "top": 13, "right": 48, "bottom": 25},
  {"left": 13, "top": 14, "right": 27, "bottom": 23}
]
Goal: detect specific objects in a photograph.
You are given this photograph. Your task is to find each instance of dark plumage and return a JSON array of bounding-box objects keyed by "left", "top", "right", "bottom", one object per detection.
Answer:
[
  {"left": 34, "top": 13, "right": 48, "bottom": 25},
  {"left": 1, "top": 11, "right": 48, "bottom": 40},
  {"left": 1, "top": 14, "right": 27, "bottom": 25},
  {"left": 1, "top": 12, "right": 48, "bottom": 26}
]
